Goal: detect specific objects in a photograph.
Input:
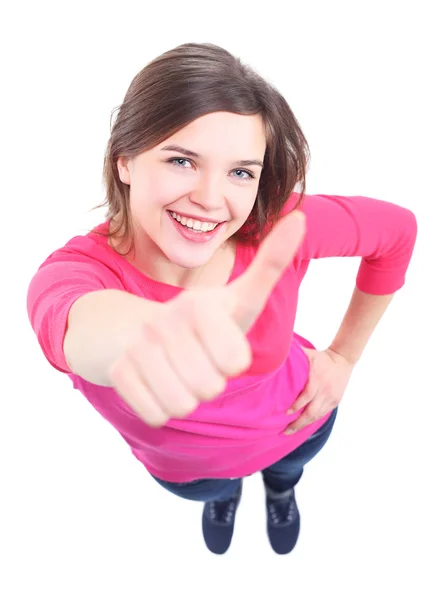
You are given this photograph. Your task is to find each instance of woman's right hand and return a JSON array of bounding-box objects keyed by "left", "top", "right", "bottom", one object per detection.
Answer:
[{"left": 107, "top": 210, "right": 306, "bottom": 427}]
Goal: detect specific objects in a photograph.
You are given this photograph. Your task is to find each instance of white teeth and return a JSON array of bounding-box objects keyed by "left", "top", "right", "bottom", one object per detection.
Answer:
[{"left": 170, "top": 211, "right": 219, "bottom": 232}]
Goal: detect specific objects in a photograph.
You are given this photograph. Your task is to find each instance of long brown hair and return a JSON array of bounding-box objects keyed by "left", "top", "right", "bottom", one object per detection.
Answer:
[{"left": 93, "top": 42, "right": 310, "bottom": 255}]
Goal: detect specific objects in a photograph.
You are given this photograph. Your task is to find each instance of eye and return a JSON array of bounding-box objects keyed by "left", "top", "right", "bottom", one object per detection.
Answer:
[
  {"left": 231, "top": 169, "right": 255, "bottom": 180},
  {"left": 168, "top": 157, "right": 192, "bottom": 168},
  {"left": 167, "top": 157, "right": 255, "bottom": 180}
]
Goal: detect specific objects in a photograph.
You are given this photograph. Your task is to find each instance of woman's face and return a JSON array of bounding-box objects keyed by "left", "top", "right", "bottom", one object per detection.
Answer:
[{"left": 116, "top": 111, "right": 266, "bottom": 275}]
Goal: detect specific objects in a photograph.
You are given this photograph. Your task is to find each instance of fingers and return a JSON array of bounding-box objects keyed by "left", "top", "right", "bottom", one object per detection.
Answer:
[
  {"left": 285, "top": 397, "right": 334, "bottom": 434},
  {"left": 109, "top": 354, "right": 171, "bottom": 427},
  {"left": 145, "top": 314, "right": 230, "bottom": 402},
  {"left": 107, "top": 300, "right": 254, "bottom": 428},
  {"left": 288, "top": 384, "right": 316, "bottom": 414},
  {"left": 127, "top": 337, "right": 200, "bottom": 417},
  {"left": 108, "top": 321, "right": 202, "bottom": 426}
]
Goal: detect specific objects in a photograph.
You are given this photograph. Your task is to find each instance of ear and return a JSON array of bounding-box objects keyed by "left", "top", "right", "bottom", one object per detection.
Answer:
[{"left": 117, "top": 156, "right": 131, "bottom": 185}]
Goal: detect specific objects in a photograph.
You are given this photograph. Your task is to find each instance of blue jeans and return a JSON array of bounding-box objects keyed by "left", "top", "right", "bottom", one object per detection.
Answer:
[{"left": 151, "top": 407, "right": 338, "bottom": 502}]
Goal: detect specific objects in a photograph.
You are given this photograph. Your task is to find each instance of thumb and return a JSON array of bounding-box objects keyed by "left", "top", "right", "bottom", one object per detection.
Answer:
[{"left": 225, "top": 209, "right": 306, "bottom": 332}]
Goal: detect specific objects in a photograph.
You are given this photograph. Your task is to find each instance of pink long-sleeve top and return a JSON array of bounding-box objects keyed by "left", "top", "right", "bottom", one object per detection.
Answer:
[{"left": 26, "top": 192, "right": 417, "bottom": 482}]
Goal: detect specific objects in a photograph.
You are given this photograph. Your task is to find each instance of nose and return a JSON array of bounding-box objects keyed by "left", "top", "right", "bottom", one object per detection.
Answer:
[{"left": 190, "top": 173, "right": 225, "bottom": 212}]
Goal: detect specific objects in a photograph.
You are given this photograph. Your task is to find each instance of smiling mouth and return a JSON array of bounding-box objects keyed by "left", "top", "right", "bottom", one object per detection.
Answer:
[{"left": 168, "top": 210, "right": 222, "bottom": 232}]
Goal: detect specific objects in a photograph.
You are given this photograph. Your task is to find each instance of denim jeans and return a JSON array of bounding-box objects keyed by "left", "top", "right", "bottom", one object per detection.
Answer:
[{"left": 151, "top": 407, "right": 338, "bottom": 502}]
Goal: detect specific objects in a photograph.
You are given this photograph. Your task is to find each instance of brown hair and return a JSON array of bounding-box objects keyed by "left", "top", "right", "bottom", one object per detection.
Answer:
[{"left": 93, "top": 42, "right": 310, "bottom": 255}]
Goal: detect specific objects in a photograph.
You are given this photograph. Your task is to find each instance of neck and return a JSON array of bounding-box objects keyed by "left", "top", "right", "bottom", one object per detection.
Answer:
[{"left": 108, "top": 217, "right": 237, "bottom": 289}]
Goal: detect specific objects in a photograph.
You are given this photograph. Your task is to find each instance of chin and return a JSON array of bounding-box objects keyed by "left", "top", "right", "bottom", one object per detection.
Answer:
[{"left": 169, "top": 254, "right": 209, "bottom": 270}]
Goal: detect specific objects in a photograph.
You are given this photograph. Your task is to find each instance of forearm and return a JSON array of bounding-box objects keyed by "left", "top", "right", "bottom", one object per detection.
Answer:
[
  {"left": 63, "top": 289, "right": 158, "bottom": 386},
  {"left": 328, "top": 286, "right": 394, "bottom": 364}
]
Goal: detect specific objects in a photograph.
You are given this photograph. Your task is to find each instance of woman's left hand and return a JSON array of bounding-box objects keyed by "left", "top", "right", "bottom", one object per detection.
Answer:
[{"left": 284, "top": 347, "right": 356, "bottom": 434}]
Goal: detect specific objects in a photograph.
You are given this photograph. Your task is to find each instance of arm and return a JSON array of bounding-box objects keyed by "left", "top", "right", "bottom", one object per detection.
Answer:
[
  {"left": 27, "top": 255, "right": 158, "bottom": 386},
  {"left": 286, "top": 286, "right": 396, "bottom": 429},
  {"left": 290, "top": 192, "right": 418, "bottom": 294},
  {"left": 285, "top": 193, "right": 417, "bottom": 428},
  {"left": 291, "top": 192, "right": 418, "bottom": 359},
  {"left": 328, "top": 286, "right": 394, "bottom": 365}
]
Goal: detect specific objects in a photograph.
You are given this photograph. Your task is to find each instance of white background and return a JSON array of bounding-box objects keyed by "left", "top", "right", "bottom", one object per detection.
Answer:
[{"left": 2, "top": 1, "right": 436, "bottom": 598}]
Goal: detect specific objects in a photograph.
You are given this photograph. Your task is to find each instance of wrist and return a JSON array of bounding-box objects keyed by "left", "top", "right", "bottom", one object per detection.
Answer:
[{"left": 326, "top": 345, "right": 359, "bottom": 366}]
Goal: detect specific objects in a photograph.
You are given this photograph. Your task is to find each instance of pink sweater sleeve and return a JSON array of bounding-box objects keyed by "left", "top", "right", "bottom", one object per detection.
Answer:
[
  {"left": 289, "top": 193, "right": 418, "bottom": 294},
  {"left": 27, "top": 251, "right": 124, "bottom": 373}
]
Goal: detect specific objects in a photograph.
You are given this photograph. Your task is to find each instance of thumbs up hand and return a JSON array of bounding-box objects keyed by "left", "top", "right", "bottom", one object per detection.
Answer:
[{"left": 107, "top": 210, "right": 306, "bottom": 427}]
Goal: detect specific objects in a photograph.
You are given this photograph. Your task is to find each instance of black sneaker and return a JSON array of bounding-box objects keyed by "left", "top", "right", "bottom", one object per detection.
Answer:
[
  {"left": 202, "top": 481, "right": 243, "bottom": 554},
  {"left": 264, "top": 481, "right": 301, "bottom": 554}
]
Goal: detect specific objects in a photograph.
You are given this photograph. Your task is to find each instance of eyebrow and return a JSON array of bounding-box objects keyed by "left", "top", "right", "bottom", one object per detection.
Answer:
[{"left": 160, "top": 145, "right": 264, "bottom": 168}]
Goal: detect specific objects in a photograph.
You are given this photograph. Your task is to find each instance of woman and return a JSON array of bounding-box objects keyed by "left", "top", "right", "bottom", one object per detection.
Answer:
[{"left": 26, "top": 42, "right": 417, "bottom": 555}]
